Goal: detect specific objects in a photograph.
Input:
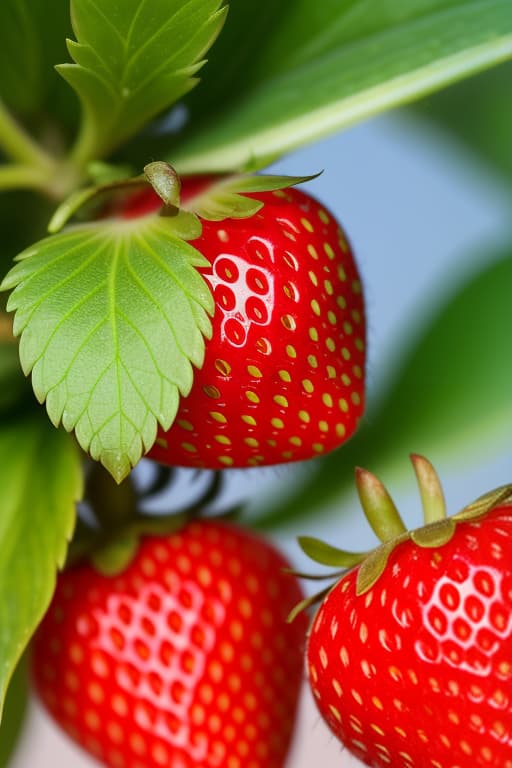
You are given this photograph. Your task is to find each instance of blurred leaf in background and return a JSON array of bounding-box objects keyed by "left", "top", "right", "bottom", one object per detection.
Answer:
[
  {"left": 0, "top": 658, "right": 27, "bottom": 768},
  {"left": 156, "top": 0, "right": 512, "bottom": 172},
  {"left": 416, "top": 60, "right": 512, "bottom": 181},
  {"left": 0, "top": 0, "right": 75, "bottom": 139},
  {"left": 254, "top": 252, "right": 512, "bottom": 529}
]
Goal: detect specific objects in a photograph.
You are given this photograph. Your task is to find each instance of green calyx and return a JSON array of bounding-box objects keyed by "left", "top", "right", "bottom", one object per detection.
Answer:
[
  {"left": 47, "top": 161, "right": 318, "bottom": 234},
  {"left": 181, "top": 171, "right": 320, "bottom": 222},
  {"left": 295, "top": 455, "right": 512, "bottom": 606}
]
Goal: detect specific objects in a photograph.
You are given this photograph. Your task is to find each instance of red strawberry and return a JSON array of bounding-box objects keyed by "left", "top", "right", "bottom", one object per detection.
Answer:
[
  {"left": 302, "top": 457, "right": 512, "bottom": 768},
  {"left": 32, "top": 519, "right": 308, "bottom": 768},
  {"left": 121, "top": 174, "right": 365, "bottom": 469}
]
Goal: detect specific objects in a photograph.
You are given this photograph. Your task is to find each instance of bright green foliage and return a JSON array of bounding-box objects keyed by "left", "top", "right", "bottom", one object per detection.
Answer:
[
  {"left": 59, "top": 0, "right": 227, "bottom": 163},
  {"left": 0, "top": 418, "right": 82, "bottom": 719},
  {"left": 170, "top": 0, "right": 512, "bottom": 172},
  {"left": 1, "top": 214, "right": 214, "bottom": 481},
  {"left": 254, "top": 253, "right": 512, "bottom": 528}
]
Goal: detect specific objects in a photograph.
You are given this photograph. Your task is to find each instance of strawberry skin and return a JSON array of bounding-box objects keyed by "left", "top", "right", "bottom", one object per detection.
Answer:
[
  {"left": 32, "top": 520, "right": 308, "bottom": 768},
  {"left": 130, "top": 178, "right": 366, "bottom": 469},
  {"left": 307, "top": 503, "right": 512, "bottom": 768}
]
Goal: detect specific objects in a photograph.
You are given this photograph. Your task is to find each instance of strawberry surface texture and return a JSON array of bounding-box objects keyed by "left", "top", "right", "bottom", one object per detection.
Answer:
[
  {"left": 307, "top": 503, "right": 512, "bottom": 768},
  {"left": 32, "top": 520, "right": 308, "bottom": 768},
  {"left": 124, "top": 177, "right": 366, "bottom": 469}
]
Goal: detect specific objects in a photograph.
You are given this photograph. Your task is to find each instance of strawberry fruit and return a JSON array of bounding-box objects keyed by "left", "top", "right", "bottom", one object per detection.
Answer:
[
  {"left": 122, "top": 173, "right": 366, "bottom": 469},
  {"left": 301, "top": 457, "right": 512, "bottom": 768},
  {"left": 32, "top": 519, "right": 308, "bottom": 768}
]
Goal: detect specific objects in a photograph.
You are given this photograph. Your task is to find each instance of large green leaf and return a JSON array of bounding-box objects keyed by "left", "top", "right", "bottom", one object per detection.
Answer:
[
  {"left": 169, "top": 0, "right": 512, "bottom": 172},
  {"left": 1, "top": 213, "right": 214, "bottom": 482},
  {"left": 0, "top": 417, "right": 82, "bottom": 719},
  {"left": 416, "top": 59, "right": 512, "bottom": 181},
  {"left": 59, "top": 0, "right": 227, "bottom": 162},
  {"left": 253, "top": 252, "right": 512, "bottom": 529},
  {"left": 0, "top": 657, "right": 28, "bottom": 767}
]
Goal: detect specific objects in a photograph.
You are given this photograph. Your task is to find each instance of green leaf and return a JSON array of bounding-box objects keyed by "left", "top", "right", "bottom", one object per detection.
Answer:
[
  {"left": 253, "top": 251, "right": 512, "bottom": 529},
  {"left": 416, "top": 59, "right": 512, "bottom": 181},
  {"left": 0, "top": 656, "right": 28, "bottom": 767},
  {"left": 0, "top": 417, "right": 82, "bottom": 719},
  {"left": 59, "top": 0, "right": 227, "bottom": 163},
  {"left": 2, "top": 214, "right": 214, "bottom": 482},
  {"left": 169, "top": 0, "right": 512, "bottom": 172}
]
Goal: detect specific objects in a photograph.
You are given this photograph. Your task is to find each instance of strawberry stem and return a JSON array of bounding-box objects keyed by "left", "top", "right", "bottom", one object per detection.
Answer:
[
  {"left": 355, "top": 467, "right": 407, "bottom": 542},
  {"left": 410, "top": 454, "right": 447, "bottom": 524}
]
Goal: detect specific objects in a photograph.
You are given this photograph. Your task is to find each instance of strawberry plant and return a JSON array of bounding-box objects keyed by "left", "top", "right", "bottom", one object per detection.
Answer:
[{"left": 0, "top": 1, "right": 510, "bottom": 768}]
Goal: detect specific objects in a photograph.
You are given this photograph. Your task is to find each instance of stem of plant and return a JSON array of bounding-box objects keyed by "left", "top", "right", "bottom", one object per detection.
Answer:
[
  {"left": 0, "top": 99, "right": 56, "bottom": 173},
  {"left": 0, "top": 164, "right": 50, "bottom": 193},
  {"left": 86, "top": 460, "right": 139, "bottom": 531}
]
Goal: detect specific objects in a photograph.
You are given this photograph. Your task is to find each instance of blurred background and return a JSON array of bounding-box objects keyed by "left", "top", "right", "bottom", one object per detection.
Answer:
[{"left": 9, "top": 62, "right": 512, "bottom": 767}]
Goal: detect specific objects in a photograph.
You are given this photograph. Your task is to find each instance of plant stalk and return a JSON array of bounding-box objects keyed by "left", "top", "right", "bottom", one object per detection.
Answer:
[{"left": 0, "top": 99, "right": 56, "bottom": 173}]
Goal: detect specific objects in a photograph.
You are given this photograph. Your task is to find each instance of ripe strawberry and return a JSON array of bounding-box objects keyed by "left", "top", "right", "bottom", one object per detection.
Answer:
[
  {"left": 32, "top": 519, "right": 308, "bottom": 768},
  {"left": 122, "top": 174, "right": 365, "bottom": 469},
  {"left": 302, "top": 458, "right": 512, "bottom": 768}
]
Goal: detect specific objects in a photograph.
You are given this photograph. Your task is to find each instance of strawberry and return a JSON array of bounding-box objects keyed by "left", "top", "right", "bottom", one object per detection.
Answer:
[
  {"left": 31, "top": 519, "right": 308, "bottom": 768},
  {"left": 121, "top": 172, "right": 366, "bottom": 469},
  {"left": 301, "top": 457, "right": 512, "bottom": 768}
]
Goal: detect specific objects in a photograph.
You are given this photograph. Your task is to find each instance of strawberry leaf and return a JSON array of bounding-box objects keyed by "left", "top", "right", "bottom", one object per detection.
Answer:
[
  {"left": 1, "top": 214, "right": 213, "bottom": 481},
  {"left": 0, "top": 417, "right": 82, "bottom": 721},
  {"left": 59, "top": 0, "right": 227, "bottom": 162},
  {"left": 171, "top": 0, "right": 512, "bottom": 172}
]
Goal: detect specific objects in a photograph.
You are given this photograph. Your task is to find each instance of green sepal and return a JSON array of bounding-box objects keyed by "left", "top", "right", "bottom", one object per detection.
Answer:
[
  {"left": 355, "top": 537, "right": 408, "bottom": 596},
  {"left": 410, "top": 518, "right": 456, "bottom": 548},
  {"left": 287, "top": 586, "right": 333, "bottom": 624},
  {"left": 454, "top": 484, "right": 512, "bottom": 522},
  {"left": 48, "top": 174, "right": 147, "bottom": 233},
  {"left": 355, "top": 467, "right": 408, "bottom": 541},
  {"left": 411, "top": 453, "right": 447, "bottom": 524},
  {"left": 184, "top": 173, "right": 319, "bottom": 222},
  {"left": 298, "top": 536, "right": 368, "bottom": 568}
]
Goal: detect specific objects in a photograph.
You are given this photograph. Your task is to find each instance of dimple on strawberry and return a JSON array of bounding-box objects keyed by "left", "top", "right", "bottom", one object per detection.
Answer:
[
  {"left": 120, "top": 168, "right": 366, "bottom": 470},
  {"left": 298, "top": 456, "right": 512, "bottom": 768},
  {"left": 31, "top": 517, "right": 308, "bottom": 768}
]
